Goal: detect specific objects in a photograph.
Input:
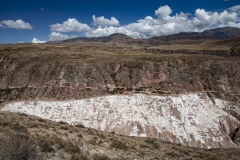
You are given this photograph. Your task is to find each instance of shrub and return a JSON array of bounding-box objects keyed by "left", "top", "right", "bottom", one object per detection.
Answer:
[
  {"left": 64, "top": 142, "right": 80, "bottom": 154},
  {"left": 11, "top": 125, "right": 28, "bottom": 134},
  {"left": 0, "top": 130, "right": 42, "bottom": 160},
  {"left": 78, "top": 134, "right": 83, "bottom": 139},
  {"left": 153, "top": 142, "right": 159, "bottom": 149},
  {"left": 97, "top": 133, "right": 106, "bottom": 139},
  {"left": 92, "top": 154, "right": 110, "bottom": 160},
  {"left": 76, "top": 124, "right": 85, "bottom": 128},
  {"left": 166, "top": 152, "right": 180, "bottom": 157},
  {"left": 53, "top": 136, "right": 64, "bottom": 149},
  {"left": 59, "top": 121, "right": 68, "bottom": 125},
  {"left": 89, "top": 139, "right": 97, "bottom": 145},
  {"left": 144, "top": 138, "right": 159, "bottom": 149},
  {"left": 37, "top": 118, "right": 46, "bottom": 123},
  {"left": 61, "top": 126, "right": 69, "bottom": 130},
  {"left": 29, "top": 123, "right": 39, "bottom": 128},
  {"left": 38, "top": 138, "right": 54, "bottom": 153},
  {"left": 144, "top": 138, "right": 155, "bottom": 144},
  {"left": 110, "top": 140, "right": 127, "bottom": 150}
]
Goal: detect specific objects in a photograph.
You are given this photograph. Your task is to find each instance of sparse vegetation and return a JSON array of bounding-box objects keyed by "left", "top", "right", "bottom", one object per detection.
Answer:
[
  {"left": 110, "top": 140, "right": 128, "bottom": 150},
  {"left": 92, "top": 154, "right": 110, "bottom": 160},
  {"left": 0, "top": 128, "right": 42, "bottom": 160},
  {"left": 61, "top": 126, "right": 69, "bottom": 130},
  {"left": 63, "top": 142, "right": 80, "bottom": 154},
  {"left": 0, "top": 111, "right": 239, "bottom": 159},
  {"left": 38, "top": 138, "right": 54, "bottom": 153},
  {"left": 144, "top": 138, "right": 160, "bottom": 149}
]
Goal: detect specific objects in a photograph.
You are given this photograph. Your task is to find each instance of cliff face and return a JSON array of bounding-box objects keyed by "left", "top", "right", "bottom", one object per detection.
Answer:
[{"left": 1, "top": 52, "right": 240, "bottom": 103}]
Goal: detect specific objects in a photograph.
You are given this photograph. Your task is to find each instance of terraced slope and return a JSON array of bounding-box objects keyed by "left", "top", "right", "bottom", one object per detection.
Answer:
[{"left": 2, "top": 93, "right": 239, "bottom": 148}]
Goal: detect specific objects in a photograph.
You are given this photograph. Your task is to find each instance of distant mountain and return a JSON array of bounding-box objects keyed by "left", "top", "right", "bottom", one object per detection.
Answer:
[
  {"left": 148, "top": 27, "right": 240, "bottom": 45},
  {"left": 107, "top": 33, "right": 133, "bottom": 41},
  {"left": 60, "top": 33, "right": 132, "bottom": 43},
  {"left": 53, "top": 27, "right": 240, "bottom": 45},
  {"left": 202, "top": 27, "right": 240, "bottom": 39}
]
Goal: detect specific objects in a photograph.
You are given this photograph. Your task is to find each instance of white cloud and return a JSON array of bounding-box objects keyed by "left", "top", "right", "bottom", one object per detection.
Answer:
[
  {"left": 0, "top": 23, "right": 5, "bottom": 28},
  {"left": 192, "top": 9, "right": 238, "bottom": 29},
  {"left": 18, "top": 41, "right": 24, "bottom": 43},
  {"left": 92, "top": 15, "right": 120, "bottom": 27},
  {"left": 155, "top": 5, "right": 173, "bottom": 21},
  {"left": 50, "top": 18, "right": 91, "bottom": 32},
  {"left": 40, "top": 7, "right": 44, "bottom": 10},
  {"left": 85, "top": 5, "right": 240, "bottom": 38},
  {"left": 31, "top": 38, "right": 46, "bottom": 43},
  {"left": 1, "top": 19, "right": 32, "bottom": 29},
  {"left": 49, "top": 5, "right": 240, "bottom": 39},
  {"left": 49, "top": 32, "right": 78, "bottom": 41},
  {"left": 228, "top": 5, "right": 240, "bottom": 12}
]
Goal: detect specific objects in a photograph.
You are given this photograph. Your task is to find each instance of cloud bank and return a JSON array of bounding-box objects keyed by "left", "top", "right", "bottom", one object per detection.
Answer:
[
  {"left": 31, "top": 38, "right": 46, "bottom": 43},
  {"left": 86, "top": 5, "right": 240, "bottom": 38},
  {"left": 49, "top": 32, "right": 77, "bottom": 41},
  {"left": 1, "top": 19, "right": 32, "bottom": 29},
  {"left": 92, "top": 15, "right": 120, "bottom": 27},
  {"left": 50, "top": 18, "right": 91, "bottom": 32},
  {"left": 229, "top": 5, "right": 240, "bottom": 12},
  {"left": 48, "top": 5, "right": 240, "bottom": 40}
]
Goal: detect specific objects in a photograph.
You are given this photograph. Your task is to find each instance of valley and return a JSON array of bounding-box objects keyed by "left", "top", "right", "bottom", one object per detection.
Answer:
[{"left": 0, "top": 27, "right": 240, "bottom": 159}]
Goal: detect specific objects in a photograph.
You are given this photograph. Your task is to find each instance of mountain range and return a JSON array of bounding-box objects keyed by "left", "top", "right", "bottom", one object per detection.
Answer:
[{"left": 58, "top": 27, "right": 240, "bottom": 45}]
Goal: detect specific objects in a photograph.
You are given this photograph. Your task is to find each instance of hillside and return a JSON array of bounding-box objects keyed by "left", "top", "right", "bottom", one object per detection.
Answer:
[
  {"left": 148, "top": 27, "right": 240, "bottom": 45},
  {"left": 0, "top": 111, "right": 240, "bottom": 160}
]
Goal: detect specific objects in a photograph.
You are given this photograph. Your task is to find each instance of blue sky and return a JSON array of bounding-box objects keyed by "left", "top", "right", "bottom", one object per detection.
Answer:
[{"left": 0, "top": 0, "right": 240, "bottom": 43}]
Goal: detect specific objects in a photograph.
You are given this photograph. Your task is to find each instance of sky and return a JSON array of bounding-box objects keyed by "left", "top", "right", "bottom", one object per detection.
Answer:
[{"left": 0, "top": 0, "right": 240, "bottom": 43}]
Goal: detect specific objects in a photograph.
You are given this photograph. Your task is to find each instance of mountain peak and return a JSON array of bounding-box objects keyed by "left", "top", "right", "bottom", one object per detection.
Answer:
[{"left": 108, "top": 33, "right": 132, "bottom": 39}]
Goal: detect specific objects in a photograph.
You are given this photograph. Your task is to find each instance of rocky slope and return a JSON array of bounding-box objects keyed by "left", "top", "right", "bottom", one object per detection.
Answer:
[
  {"left": 1, "top": 111, "right": 240, "bottom": 160},
  {"left": 149, "top": 27, "right": 240, "bottom": 43}
]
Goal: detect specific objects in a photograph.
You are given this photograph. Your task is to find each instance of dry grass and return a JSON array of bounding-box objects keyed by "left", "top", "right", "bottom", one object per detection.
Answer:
[
  {"left": 149, "top": 43, "right": 230, "bottom": 50},
  {"left": 1, "top": 40, "right": 240, "bottom": 68},
  {"left": 0, "top": 111, "right": 239, "bottom": 160}
]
